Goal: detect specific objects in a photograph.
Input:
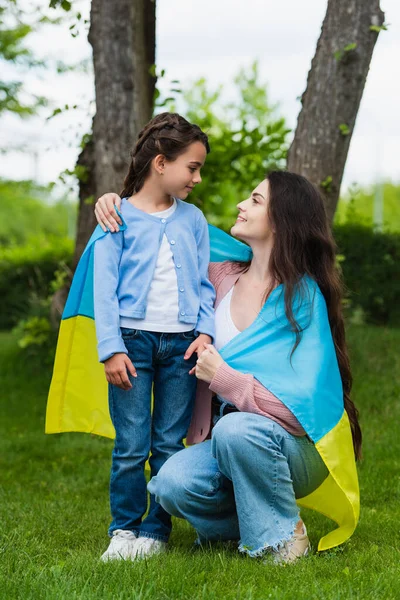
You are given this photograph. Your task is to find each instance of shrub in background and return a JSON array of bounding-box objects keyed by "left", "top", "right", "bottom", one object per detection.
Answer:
[
  {"left": 334, "top": 224, "right": 400, "bottom": 326},
  {"left": 0, "top": 236, "right": 73, "bottom": 329},
  {"left": 335, "top": 182, "right": 400, "bottom": 233},
  {"left": 0, "top": 179, "right": 76, "bottom": 247}
]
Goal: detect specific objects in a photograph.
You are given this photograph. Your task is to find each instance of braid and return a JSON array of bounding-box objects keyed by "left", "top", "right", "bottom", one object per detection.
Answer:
[{"left": 120, "top": 113, "right": 210, "bottom": 198}]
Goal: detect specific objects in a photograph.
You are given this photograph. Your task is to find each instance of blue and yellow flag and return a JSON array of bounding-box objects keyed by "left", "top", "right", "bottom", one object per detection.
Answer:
[{"left": 46, "top": 222, "right": 359, "bottom": 552}]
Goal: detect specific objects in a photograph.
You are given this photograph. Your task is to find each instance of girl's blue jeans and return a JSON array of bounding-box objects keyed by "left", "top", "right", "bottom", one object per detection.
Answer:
[
  {"left": 108, "top": 328, "right": 197, "bottom": 542},
  {"left": 148, "top": 411, "right": 329, "bottom": 555}
]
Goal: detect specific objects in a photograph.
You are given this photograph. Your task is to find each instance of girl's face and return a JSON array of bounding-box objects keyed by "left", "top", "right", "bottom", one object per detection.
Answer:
[
  {"left": 159, "top": 141, "right": 207, "bottom": 199},
  {"left": 231, "top": 179, "right": 273, "bottom": 243}
]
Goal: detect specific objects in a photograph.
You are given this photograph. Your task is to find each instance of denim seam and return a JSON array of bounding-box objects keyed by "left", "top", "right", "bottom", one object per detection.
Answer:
[
  {"left": 136, "top": 530, "right": 169, "bottom": 543},
  {"left": 202, "top": 471, "right": 222, "bottom": 498},
  {"left": 108, "top": 384, "right": 115, "bottom": 425},
  {"left": 270, "top": 446, "right": 287, "bottom": 543},
  {"left": 239, "top": 440, "right": 299, "bottom": 556}
]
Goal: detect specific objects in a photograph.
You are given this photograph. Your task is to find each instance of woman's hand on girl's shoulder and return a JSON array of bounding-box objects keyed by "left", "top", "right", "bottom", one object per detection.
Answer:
[{"left": 95, "top": 193, "right": 123, "bottom": 233}]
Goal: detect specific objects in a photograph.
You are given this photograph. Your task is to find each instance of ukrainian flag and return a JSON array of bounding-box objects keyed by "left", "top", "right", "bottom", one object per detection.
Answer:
[{"left": 46, "top": 222, "right": 359, "bottom": 552}]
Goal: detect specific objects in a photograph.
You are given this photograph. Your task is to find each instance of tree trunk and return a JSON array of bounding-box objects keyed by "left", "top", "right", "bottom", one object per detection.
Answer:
[
  {"left": 287, "top": 0, "right": 384, "bottom": 222},
  {"left": 88, "top": 0, "right": 156, "bottom": 199},
  {"left": 51, "top": 0, "right": 156, "bottom": 325},
  {"left": 73, "top": 135, "right": 97, "bottom": 269}
]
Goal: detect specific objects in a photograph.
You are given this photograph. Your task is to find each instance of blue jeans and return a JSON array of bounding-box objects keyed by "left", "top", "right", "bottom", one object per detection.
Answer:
[
  {"left": 108, "top": 328, "right": 197, "bottom": 542},
  {"left": 148, "top": 412, "right": 329, "bottom": 554}
]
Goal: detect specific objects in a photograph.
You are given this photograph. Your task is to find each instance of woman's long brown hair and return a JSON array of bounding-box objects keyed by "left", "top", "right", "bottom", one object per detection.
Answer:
[{"left": 265, "top": 171, "right": 362, "bottom": 459}]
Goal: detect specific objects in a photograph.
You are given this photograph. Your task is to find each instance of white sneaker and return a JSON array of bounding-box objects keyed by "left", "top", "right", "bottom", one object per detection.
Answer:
[
  {"left": 272, "top": 523, "right": 310, "bottom": 565},
  {"left": 100, "top": 529, "right": 138, "bottom": 562},
  {"left": 133, "top": 536, "right": 167, "bottom": 559}
]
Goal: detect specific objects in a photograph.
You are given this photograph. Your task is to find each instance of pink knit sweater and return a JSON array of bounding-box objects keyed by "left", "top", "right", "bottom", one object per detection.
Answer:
[{"left": 186, "top": 261, "right": 305, "bottom": 444}]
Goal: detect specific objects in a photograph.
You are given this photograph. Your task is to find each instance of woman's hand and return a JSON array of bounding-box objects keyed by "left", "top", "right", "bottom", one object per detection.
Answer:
[
  {"left": 189, "top": 344, "right": 225, "bottom": 383},
  {"left": 95, "top": 193, "right": 123, "bottom": 232}
]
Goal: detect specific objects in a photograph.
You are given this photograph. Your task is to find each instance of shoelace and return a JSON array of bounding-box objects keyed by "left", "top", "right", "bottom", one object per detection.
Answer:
[{"left": 113, "top": 530, "right": 136, "bottom": 540}]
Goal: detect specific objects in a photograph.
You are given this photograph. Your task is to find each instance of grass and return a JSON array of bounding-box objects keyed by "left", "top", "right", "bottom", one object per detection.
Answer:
[{"left": 0, "top": 325, "right": 399, "bottom": 599}]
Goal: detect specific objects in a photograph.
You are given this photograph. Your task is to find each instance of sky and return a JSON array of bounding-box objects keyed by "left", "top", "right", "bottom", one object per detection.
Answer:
[{"left": 0, "top": 0, "right": 399, "bottom": 193}]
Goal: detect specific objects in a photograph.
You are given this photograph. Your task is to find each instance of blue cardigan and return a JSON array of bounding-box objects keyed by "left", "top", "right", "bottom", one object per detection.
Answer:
[{"left": 93, "top": 197, "right": 216, "bottom": 361}]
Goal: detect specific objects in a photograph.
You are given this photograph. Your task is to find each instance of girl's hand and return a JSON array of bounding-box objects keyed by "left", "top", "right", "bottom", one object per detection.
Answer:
[
  {"left": 189, "top": 344, "right": 225, "bottom": 383},
  {"left": 104, "top": 353, "right": 137, "bottom": 390},
  {"left": 95, "top": 193, "right": 123, "bottom": 232},
  {"left": 184, "top": 334, "right": 212, "bottom": 360}
]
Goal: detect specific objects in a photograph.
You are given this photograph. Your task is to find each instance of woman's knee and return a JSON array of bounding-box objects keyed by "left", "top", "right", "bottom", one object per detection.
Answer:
[
  {"left": 211, "top": 413, "right": 279, "bottom": 464},
  {"left": 148, "top": 451, "right": 188, "bottom": 516},
  {"left": 212, "top": 412, "right": 268, "bottom": 449}
]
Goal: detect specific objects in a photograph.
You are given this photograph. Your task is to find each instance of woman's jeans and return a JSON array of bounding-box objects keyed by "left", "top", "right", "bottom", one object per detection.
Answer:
[
  {"left": 148, "top": 412, "right": 328, "bottom": 554},
  {"left": 108, "top": 328, "right": 197, "bottom": 542}
]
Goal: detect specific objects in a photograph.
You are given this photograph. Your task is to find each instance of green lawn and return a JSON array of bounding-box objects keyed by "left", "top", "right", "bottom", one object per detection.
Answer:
[{"left": 0, "top": 326, "right": 399, "bottom": 600}]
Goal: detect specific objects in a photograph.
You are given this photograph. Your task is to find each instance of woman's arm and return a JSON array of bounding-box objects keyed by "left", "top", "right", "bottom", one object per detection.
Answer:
[
  {"left": 211, "top": 363, "right": 305, "bottom": 436},
  {"left": 195, "top": 345, "right": 305, "bottom": 436},
  {"left": 94, "top": 193, "right": 123, "bottom": 232}
]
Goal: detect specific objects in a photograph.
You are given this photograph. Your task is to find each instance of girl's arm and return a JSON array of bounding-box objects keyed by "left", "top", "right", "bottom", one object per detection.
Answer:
[
  {"left": 93, "top": 231, "right": 127, "bottom": 361},
  {"left": 95, "top": 193, "right": 123, "bottom": 232}
]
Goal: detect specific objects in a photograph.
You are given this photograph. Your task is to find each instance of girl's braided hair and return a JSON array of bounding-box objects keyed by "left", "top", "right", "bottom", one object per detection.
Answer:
[{"left": 120, "top": 112, "right": 210, "bottom": 198}]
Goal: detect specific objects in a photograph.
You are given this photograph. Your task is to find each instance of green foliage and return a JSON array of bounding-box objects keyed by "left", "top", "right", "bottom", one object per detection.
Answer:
[
  {"left": 339, "top": 123, "right": 350, "bottom": 136},
  {"left": 334, "top": 223, "right": 400, "bottom": 326},
  {"left": 0, "top": 236, "right": 73, "bottom": 329},
  {"left": 369, "top": 23, "right": 388, "bottom": 33},
  {"left": 0, "top": 2, "right": 47, "bottom": 118},
  {"left": 0, "top": 0, "right": 83, "bottom": 143},
  {"left": 334, "top": 43, "right": 357, "bottom": 62},
  {"left": 162, "top": 62, "right": 290, "bottom": 229},
  {"left": 335, "top": 182, "right": 400, "bottom": 232},
  {"left": 13, "top": 314, "right": 53, "bottom": 351},
  {"left": 49, "top": 0, "right": 72, "bottom": 11},
  {"left": 0, "top": 179, "right": 77, "bottom": 247},
  {"left": 46, "top": 103, "right": 79, "bottom": 120},
  {"left": 321, "top": 175, "right": 333, "bottom": 193}
]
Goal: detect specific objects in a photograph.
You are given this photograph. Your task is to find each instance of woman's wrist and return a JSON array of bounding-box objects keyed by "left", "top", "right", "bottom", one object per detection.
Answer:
[{"left": 209, "top": 361, "right": 233, "bottom": 393}]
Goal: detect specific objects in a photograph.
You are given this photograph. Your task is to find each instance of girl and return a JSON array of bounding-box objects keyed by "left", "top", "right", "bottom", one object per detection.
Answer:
[{"left": 94, "top": 113, "right": 215, "bottom": 562}]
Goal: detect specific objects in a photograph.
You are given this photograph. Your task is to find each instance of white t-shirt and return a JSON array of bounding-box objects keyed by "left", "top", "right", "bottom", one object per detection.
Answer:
[
  {"left": 214, "top": 286, "right": 241, "bottom": 351},
  {"left": 214, "top": 286, "right": 241, "bottom": 406},
  {"left": 120, "top": 199, "right": 192, "bottom": 333}
]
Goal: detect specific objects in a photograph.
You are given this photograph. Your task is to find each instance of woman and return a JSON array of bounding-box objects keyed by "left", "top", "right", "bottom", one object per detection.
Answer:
[{"left": 94, "top": 170, "right": 361, "bottom": 564}]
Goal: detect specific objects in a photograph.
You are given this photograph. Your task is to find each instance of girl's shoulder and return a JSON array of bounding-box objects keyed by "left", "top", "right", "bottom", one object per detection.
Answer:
[{"left": 175, "top": 198, "right": 205, "bottom": 221}]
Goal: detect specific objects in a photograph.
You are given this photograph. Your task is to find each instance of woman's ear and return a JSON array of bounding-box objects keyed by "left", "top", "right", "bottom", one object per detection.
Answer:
[{"left": 153, "top": 154, "right": 165, "bottom": 175}]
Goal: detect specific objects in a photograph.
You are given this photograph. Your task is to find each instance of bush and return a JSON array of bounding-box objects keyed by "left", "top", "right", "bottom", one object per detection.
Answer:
[
  {"left": 334, "top": 224, "right": 400, "bottom": 325},
  {"left": 0, "top": 179, "right": 77, "bottom": 247},
  {"left": 0, "top": 236, "right": 73, "bottom": 329},
  {"left": 335, "top": 182, "right": 400, "bottom": 233}
]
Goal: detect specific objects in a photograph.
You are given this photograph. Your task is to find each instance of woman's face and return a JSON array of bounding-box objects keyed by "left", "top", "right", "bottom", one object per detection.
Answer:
[{"left": 230, "top": 179, "right": 273, "bottom": 243}]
